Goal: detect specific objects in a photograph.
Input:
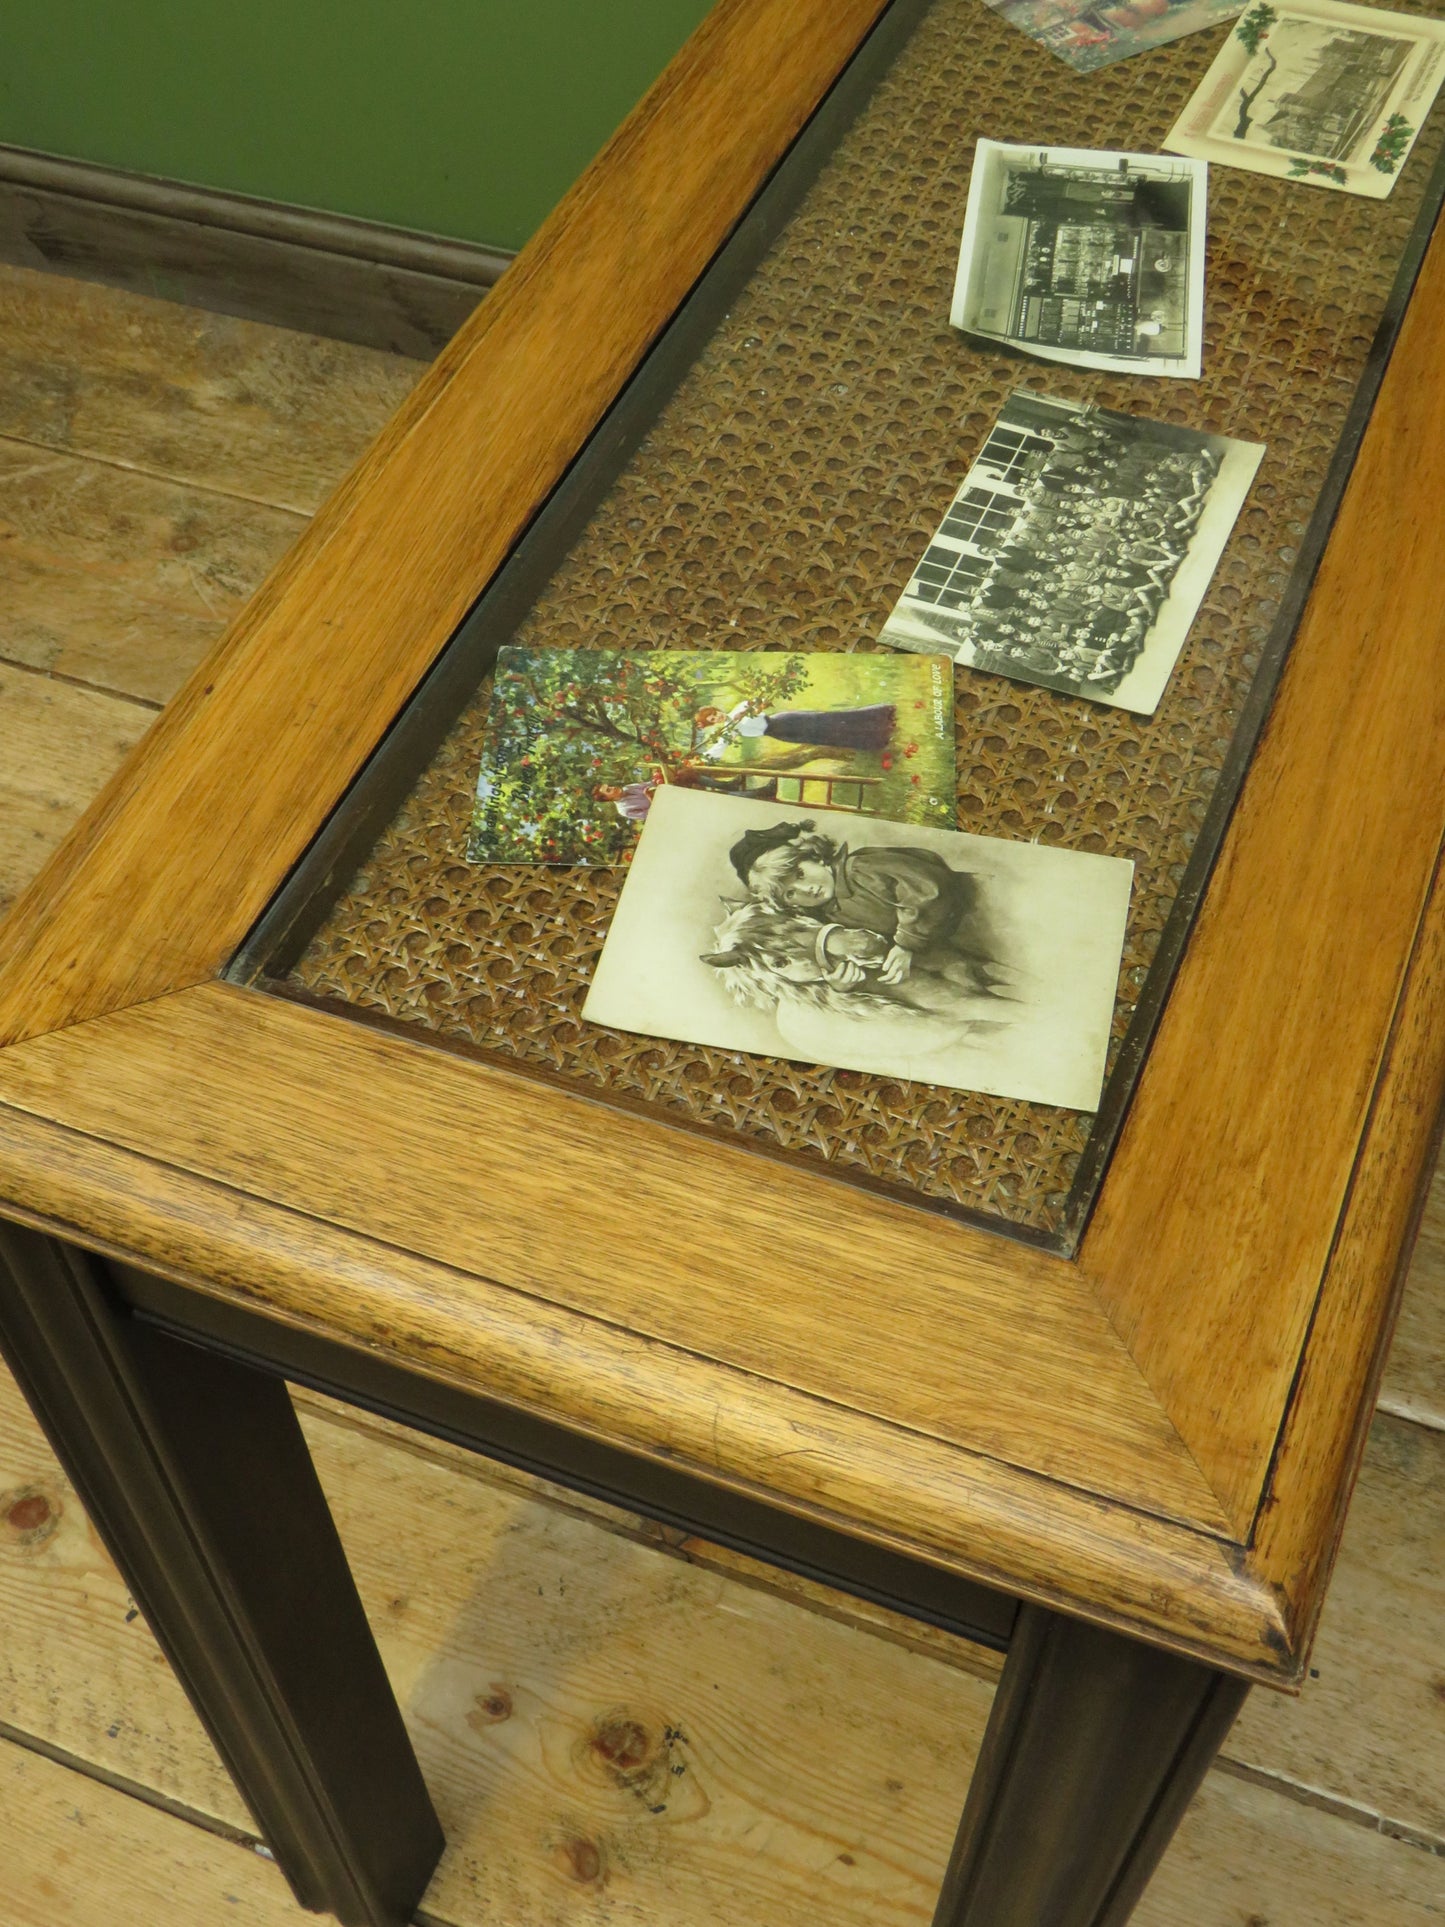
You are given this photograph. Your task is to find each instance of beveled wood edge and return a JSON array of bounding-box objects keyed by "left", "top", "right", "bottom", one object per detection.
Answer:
[
  {"left": 0, "top": 1098, "right": 1294, "bottom": 1680},
  {"left": 1248, "top": 829, "right": 1445, "bottom": 1648},
  {"left": 0, "top": 0, "right": 1434, "bottom": 1683},
  {"left": 0, "top": 0, "right": 892, "bottom": 1046},
  {"left": 1079, "top": 206, "right": 1445, "bottom": 1530},
  {"left": 0, "top": 980, "right": 1231, "bottom": 1537}
]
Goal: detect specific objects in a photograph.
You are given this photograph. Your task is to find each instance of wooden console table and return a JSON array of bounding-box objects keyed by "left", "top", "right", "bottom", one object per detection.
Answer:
[{"left": 2, "top": 1, "right": 1444, "bottom": 1920}]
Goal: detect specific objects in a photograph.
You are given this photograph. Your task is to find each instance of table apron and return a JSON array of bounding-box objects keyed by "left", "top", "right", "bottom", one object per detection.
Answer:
[{"left": 108, "top": 1251, "right": 1018, "bottom": 1655}]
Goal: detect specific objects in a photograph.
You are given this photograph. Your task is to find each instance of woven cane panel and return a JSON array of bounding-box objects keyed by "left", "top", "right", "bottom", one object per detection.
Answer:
[{"left": 285, "top": 0, "right": 1445, "bottom": 1237}]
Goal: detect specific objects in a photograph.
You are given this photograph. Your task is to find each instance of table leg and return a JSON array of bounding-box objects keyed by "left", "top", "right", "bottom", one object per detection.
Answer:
[
  {"left": 0, "top": 1223, "right": 444, "bottom": 1926},
  {"left": 933, "top": 1602, "right": 1249, "bottom": 1927}
]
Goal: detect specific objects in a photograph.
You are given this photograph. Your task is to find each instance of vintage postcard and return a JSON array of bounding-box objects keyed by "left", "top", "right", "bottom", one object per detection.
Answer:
[
  {"left": 984, "top": 0, "right": 1243, "bottom": 73},
  {"left": 952, "top": 142, "right": 1208, "bottom": 379},
  {"left": 469, "top": 648, "right": 956, "bottom": 865},
  {"left": 1165, "top": 0, "right": 1445, "bottom": 195},
  {"left": 583, "top": 788, "right": 1134, "bottom": 1111},
  {"left": 879, "top": 391, "right": 1264, "bottom": 713}
]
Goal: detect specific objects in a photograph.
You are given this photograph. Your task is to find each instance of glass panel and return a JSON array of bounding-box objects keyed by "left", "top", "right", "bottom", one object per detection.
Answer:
[{"left": 239, "top": 0, "right": 1445, "bottom": 1246}]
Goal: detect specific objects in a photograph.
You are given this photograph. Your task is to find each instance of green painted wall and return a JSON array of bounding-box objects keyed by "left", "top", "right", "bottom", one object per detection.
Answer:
[{"left": 0, "top": 1, "right": 717, "bottom": 253}]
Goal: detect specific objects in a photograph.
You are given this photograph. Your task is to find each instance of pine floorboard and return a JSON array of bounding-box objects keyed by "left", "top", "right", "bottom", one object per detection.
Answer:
[
  {"left": 0, "top": 263, "right": 422, "bottom": 513},
  {"left": 0, "top": 431, "right": 304, "bottom": 703},
  {"left": 5, "top": 1364, "right": 1445, "bottom": 1925},
  {"left": 1134, "top": 1770, "right": 1445, "bottom": 1926},
  {"left": 0, "top": 661, "right": 154, "bottom": 914},
  {"left": 0, "top": 260, "right": 1442, "bottom": 1923},
  {"left": 7, "top": 1724, "right": 1444, "bottom": 1927},
  {"left": 0, "top": 1742, "right": 298, "bottom": 1927},
  {"left": 1381, "top": 1160, "right": 1445, "bottom": 1434},
  {"left": 1225, "top": 1414, "right": 1445, "bottom": 1845},
  {"left": 1, "top": 1361, "right": 991, "bottom": 1923}
]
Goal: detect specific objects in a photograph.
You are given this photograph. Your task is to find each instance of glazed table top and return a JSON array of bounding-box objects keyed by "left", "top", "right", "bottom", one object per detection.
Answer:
[
  {"left": 1, "top": 0, "right": 1444, "bottom": 1685},
  {"left": 274, "top": 0, "right": 1445, "bottom": 1247}
]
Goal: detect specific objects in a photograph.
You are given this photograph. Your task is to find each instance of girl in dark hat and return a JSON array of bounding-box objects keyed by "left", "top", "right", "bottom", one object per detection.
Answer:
[{"left": 719, "top": 698, "right": 896, "bottom": 754}]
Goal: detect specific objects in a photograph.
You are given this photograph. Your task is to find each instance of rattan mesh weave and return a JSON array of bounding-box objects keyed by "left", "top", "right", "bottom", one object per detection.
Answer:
[{"left": 282, "top": 0, "right": 1445, "bottom": 1237}]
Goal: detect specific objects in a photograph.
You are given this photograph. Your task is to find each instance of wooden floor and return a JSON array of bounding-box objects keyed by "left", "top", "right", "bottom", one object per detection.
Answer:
[{"left": 1, "top": 260, "right": 1442, "bottom": 1925}]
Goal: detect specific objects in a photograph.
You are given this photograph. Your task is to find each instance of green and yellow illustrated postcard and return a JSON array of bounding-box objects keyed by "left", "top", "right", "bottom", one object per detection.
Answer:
[{"left": 469, "top": 648, "right": 956, "bottom": 865}]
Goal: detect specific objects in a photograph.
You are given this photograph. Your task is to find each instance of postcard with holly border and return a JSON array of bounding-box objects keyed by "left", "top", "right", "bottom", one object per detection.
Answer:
[{"left": 1165, "top": 0, "right": 1445, "bottom": 197}]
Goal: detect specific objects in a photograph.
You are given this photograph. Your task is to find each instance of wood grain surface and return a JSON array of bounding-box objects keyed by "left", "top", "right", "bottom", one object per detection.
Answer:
[
  {"left": 0, "top": 1355, "right": 995, "bottom": 1925},
  {"left": 2, "top": 910, "right": 1437, "bottom": 1665},
  {"left": 0, "top": 432, "right": 302, "bottom": 703},
  {"left": 0, "top": 263, "right": 421, "bottom": 511},
  {"left": 0, "top": 980, "right": 1221, "bottom": 1529},
  {"left": 0, "top": 256, "right": 418, "bottom": 928},
  {"left": 0, "top": 666, "right": 152, "bottom": 915},
  {"left": 0, "top": 1373, "right": 244, "bottom": 1828},
  {"left": 1, "top": 1361, "right": 1440, "bottom": 1927},
  {"left": 0, "top": 0, "right": 890, "bottom": 1049},
  {"left": 0, "top": 1744, "right": 296, "bottom": 1927},
  {"left": 1242, "top": 824, "right": 1445, "bottom": 1649},
  {"left": 1228, "top": 1413, "right": 1445, "bottom": 1843},
  {"left": 1381, "top": 1161, "right": 1445, "bottom": 1431},
  {"left": 0, "top": 147, "right": 509, "bottom": 359},
  {"left": 1082, "top": 211, "right": 1445, "bottom": 1532},
  {"left": 1, "top": 0, "right": 1442, "bottom": 1687},
  {"left": 312, "top": 1408, "right": 993, "bottom": 1927},
  {"left": 291, "top": 1387, "right": 1009, "bottom": 1681},
  {"left": 1134, "top": 1771, "right": 1445, "bottom": 1927},
  {"left": 0, "top": 1086, "right": 1297, "bottom": 1676}
]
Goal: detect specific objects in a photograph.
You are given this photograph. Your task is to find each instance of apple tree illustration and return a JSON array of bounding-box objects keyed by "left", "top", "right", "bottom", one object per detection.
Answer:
[{"left": 470, "top": 651, "right": 811, "bottom": 863}]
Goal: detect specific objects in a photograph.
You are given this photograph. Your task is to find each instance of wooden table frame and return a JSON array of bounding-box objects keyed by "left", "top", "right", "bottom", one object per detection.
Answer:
[{"left": 2, "top": 0, "right": 1444, "bottom": 1920}]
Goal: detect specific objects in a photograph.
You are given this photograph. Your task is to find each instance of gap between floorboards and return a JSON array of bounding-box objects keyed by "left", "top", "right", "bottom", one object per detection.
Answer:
[
  {"left": 0, "top": 653, "right": 165, "bottom": 712},
  {"left": 0, "top": 424, "right": 329, "bottom": 518}
]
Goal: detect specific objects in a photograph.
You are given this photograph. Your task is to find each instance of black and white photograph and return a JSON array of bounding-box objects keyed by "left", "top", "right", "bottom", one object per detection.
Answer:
[
  {"left": 952, "top": 142, "right": 1208, "bottom": 378},
  {"left": 878, "top": 392, "right": 1264, "bottom": 713},
  {"left": 1165, "top": 0, "right": 1445, "bottom": 196},
  {"left": 583, "top": 787, "right": 1134, "bottom": 1110}
]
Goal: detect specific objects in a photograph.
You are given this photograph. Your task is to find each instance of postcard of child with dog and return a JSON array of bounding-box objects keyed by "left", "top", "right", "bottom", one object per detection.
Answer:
[{"left": 583, "top": 789, "right": 1134, "bottom": 1110}]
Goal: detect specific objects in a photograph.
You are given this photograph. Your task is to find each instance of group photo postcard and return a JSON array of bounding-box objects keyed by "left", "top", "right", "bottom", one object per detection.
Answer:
[
  {"left": 583, "top": 788, "right": 1134, "bottom": 1111},
  {"left": 879, "top": 391, "right": 1264, "bottom": 713},
  {"left": 1166, "top": 0, "right": 1445, "bottom": 195},
  {"left": 469, "top": 647, "right": 957, "bottom": 866},
  {"left": 952, "top": 142, "right": 1208, "bottom": 379}
]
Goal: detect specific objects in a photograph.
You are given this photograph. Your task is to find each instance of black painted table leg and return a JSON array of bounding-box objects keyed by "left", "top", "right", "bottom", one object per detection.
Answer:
[
  {"left": 933, "top": 1603, "right": 1249, "bottom": 1927},
  {"left": 0, "top": 1222, "right": 444, "bottom": 1926}
]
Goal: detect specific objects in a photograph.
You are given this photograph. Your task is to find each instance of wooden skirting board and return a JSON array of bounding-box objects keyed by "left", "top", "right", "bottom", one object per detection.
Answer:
[{"left": 0, "top": 144, "right": 515, "bottom": 358}]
